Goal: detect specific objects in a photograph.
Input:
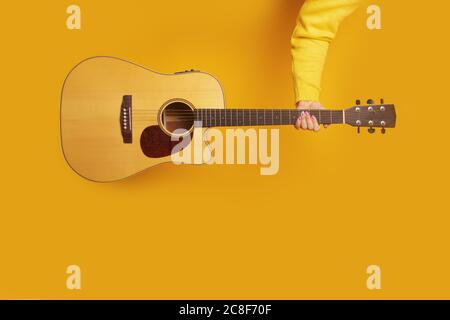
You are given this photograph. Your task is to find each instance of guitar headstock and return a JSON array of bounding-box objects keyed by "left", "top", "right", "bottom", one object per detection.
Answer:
[{"left": 345, "top": 99, "right": 396, "bottom": 134}]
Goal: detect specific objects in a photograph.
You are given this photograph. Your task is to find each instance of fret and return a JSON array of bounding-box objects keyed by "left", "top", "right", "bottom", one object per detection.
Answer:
[
  {"left": 310, "top": 110, "right": 317, "bottom": 123},
  {"left": 288, "top": 110, "right": 295, "bottom": 124},
  {"left": 321, "top": 110, "right": 331, "bottom": 125},
  {"left": 273, "top": 109, "right": 279, "bottom": 125},
  {"left": 286, "top": 110, "right": 292, "bottom": 124},
  {"left": 210, "top": 109, "right": 214, "bottom": 127},
  {"left": 334, "top": 110, "right": 343, "bottom": 124}
]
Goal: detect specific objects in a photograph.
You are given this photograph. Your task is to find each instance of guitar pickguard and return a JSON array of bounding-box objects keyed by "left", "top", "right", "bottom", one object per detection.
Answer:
[{"left": 140, "top": 126, "right": 192, "bottom": 158}]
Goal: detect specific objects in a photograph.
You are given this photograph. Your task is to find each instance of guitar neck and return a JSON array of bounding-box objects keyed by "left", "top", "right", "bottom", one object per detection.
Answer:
[{"left": 195, "top": 109, "right": 345, "bottom": 128}]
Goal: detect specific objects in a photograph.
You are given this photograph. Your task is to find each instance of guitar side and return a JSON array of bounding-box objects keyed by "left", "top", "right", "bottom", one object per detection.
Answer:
[{"left": 60, "top": 57, "right": 225, "bottom": 182}]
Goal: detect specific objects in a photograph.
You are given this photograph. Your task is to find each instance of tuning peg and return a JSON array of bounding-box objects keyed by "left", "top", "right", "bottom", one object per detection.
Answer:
[
  {"left": 381, "top": 128, "right": 386, "bottom": 134},
  {"left": 357, "top": 126, "right": 360, "bottom": 134},
  {"left": 367, "top": 99, "right": 374, "bottom": 105},
  {"left": 356, "top": 99, "right": 361, "bottom": 105},
  {"left": 368, "top": 127, "right": 375, "bottom": 134},
  {"left": 380, "top": 98, "right": 385, "bottom": 104}
]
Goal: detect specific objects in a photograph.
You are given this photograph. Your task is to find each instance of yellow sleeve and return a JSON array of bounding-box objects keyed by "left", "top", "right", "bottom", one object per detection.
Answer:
[{"left": 291, "top": 0, "right": 360, "bottom": 102}]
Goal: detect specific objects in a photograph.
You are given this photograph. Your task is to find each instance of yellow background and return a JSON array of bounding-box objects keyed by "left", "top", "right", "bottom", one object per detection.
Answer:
[{"left": 1, "top": 0, "right": 449, "bottom": 299}]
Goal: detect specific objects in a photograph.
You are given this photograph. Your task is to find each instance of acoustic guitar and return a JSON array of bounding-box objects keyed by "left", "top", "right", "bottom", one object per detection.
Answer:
[{"left": 61, "top": 56, "right": 396, "bottom": 182}]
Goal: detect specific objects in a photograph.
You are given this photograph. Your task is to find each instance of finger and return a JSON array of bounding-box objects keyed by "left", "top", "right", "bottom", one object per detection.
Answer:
[
  {"left": 305, "top": 112, "right": 314, "bottom": 130},
  {"left": 324, "top": 124, "right": 329, "bottom": 129},
  {"left": 294, "top": 116, "right": 302, "bottom": 130},
  {"left": 312, "top": 115, "right": 320, "bottom": 132},
  {"left": 300, "top": 112, "right": 308, "bottom": 130}
]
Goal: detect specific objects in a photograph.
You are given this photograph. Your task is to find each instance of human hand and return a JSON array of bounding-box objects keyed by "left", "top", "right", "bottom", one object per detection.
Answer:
[{"left": 294, "top": 100, "right": 328, "bottom": 132}]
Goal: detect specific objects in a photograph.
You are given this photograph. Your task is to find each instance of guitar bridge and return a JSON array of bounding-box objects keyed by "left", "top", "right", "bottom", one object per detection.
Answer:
[{"left": 120, "top": 95, "right": 132, "bottom": 143}]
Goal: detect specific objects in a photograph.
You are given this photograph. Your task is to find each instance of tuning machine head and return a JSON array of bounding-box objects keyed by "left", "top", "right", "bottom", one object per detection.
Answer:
[{"left": 349, "top": 98, "right": 396, "bottom": 134}]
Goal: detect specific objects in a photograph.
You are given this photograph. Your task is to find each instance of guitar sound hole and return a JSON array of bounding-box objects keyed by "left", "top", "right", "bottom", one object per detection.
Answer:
[{"left": 160, "top": 101, "right": 195, "bottom": 136}]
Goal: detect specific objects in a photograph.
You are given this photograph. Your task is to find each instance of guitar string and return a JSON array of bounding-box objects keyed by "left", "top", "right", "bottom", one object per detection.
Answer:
[
  {"left": 130, "top": 117, "right": 355, "bottom": 121},
  {"left": 130, "top": 115, "right": 354, "bottom": 119},
  {"left": 130, "top": 116, "right": 369, "bottom": 121},
  {"left": 131, "top": 110, "right": 349, "bottom": 113},
  {"left": 130, "top": 116, "right": 367, "bottom": 120},
  {"left": 132, "top": 107, "right": 389, "bottom": 111},
  {"left": 131, "top": 112, "right": 378, "bottom": 118},
  {"left": 126, "top": 109, "right": 380, "bottom": 122},
  {"left": 131, "top": 113, "right": 348, "bottom": 117}
]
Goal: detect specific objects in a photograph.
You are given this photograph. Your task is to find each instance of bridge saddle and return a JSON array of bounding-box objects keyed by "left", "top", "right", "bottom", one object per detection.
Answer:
[{"left": 120, "top": 95, "right": 132, "bottom": 143}]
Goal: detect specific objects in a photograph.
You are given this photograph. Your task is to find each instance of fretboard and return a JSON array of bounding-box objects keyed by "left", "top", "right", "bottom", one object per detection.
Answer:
[{"left": 195, "top": 109, "right": 344, "bottom": 127}]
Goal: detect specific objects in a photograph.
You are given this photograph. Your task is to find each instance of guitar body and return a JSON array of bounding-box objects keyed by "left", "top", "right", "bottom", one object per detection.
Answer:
[{"left": 61, "top": 57, "right": 225, "bottom": 182}]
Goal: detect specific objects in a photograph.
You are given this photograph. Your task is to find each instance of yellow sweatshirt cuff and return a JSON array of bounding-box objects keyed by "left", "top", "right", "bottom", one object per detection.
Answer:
[{"left": 293, "top": 80, "right": 321, "bottom": 102}]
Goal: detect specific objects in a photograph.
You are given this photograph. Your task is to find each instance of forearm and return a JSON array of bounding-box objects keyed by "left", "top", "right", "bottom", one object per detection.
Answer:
[{"left": 291, "top": 0, "right": 361, "bottom": 102}]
